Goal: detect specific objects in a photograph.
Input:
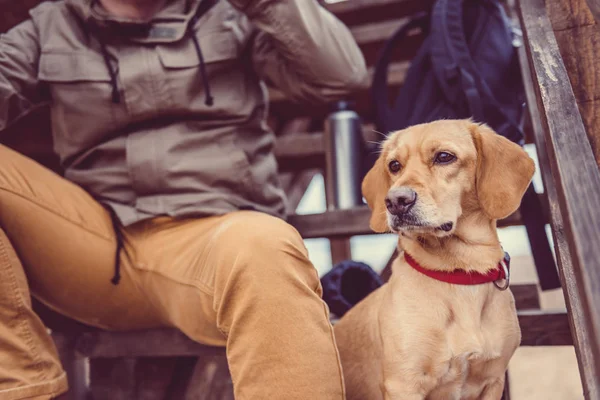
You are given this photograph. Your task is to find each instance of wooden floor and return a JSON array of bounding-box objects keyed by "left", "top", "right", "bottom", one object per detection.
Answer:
[{"left": 508, "top": 256, "right": 582, "bottom": 400}]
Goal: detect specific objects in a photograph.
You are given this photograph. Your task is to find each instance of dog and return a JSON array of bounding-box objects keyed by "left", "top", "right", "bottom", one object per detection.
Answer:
[{"left": 334, "top": 119, "right": 535, "bottom": 400}]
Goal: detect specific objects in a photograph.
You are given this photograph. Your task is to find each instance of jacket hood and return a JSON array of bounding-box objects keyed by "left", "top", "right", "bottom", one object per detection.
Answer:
[{"left": 64, "top": 0, "right": 206, "bottom": 43}]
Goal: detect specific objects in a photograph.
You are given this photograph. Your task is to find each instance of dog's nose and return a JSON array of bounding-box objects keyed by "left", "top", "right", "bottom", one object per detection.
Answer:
[{"left": 385, "top": 187, "right": 417, "bottom": 215}]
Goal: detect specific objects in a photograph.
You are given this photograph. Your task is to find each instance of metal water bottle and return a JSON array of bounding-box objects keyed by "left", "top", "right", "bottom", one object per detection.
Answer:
[{"left": 324, "top": 101, "right": 364, "bottom": 210}]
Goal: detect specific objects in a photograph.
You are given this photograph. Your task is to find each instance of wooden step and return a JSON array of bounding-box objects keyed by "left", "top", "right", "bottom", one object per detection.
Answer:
[
  {"left": 69, "top": 310, "right": 572, "bottom": 359},
  {"left": 287, "top": 206, "right": 529, "bottom": 239},
  {"left": 324, "top": 0, "right": 433, "bottom": 27},
  {"left": 275, "top": 131, "right": 538, "bottom": 172},
  {"left": 268, "top": 61, "right": 409, "bottom": 104}
]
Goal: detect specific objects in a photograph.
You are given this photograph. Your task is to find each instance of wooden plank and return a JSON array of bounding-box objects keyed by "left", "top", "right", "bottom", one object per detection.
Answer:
[
  {"left": 76, "top": 311, "right": 573, "bottom": 359},
  {"left": 552, "top": 23, "right": 600, "bottom": 165},
  {"left": 551, "top": 25, "right": 600, "bottom": 105},
  {"left": 546, "top": 0, "right": 597, "bottom": 31},
  {"left": 274, "top": 132, "right": 325, "bottom": 171},
  {"left": 133, "top": 357, "right": 179, "bottom": 400},
  {"left": 351, "top": 18, "right": 409, "bottom": 46},
  {"left": 51, "top": 333, "right": 87, "bottom": 400},
  {"left": 511, "top": 283, "right": 541, "bottom": 310},
  {"left": 517, "top": 26, "right": 600, "bottom": 398},
  {"left": 579, "top": 100, "right": 600, "bottom": 165},
  {"left": 325, "top": 0, "right": 433, "bottom": 29},
  {"left": 519, "top": 310, "right": 573, "bottom": 346},
  {"left": 287, "top": 206, "right": 526, "bottom": 239},
  {"left": 518, "top": 0, "right": 600, "bottom": 382},
  {"left": 285, "top": 169, "right": 319, "bottom": 213},
  {"left": 330, "top": 237, "right": 352, "bottom": 264},
  {"left": 275, "top": 118, "right": 320, "bottom": 214},
  {"left": 325, "top": 0, "right": 424, "bottom": 16},
  {"left": 277, "top": 118, "right": 314, "bottom": 191},
  {"left": 183, "top": 356, "right": 234, "bottom": 400},
  {"left": 269, "top": 61, "right": 409, "bottom": 104},
  {"left": 274, "top": 130, "right": 548, "bottom": 173},
  {"left": 76, "top": 328, "right": 226, "bottom": 358},
  {"left": 89, "top": 358, "right": 136, "bottom": 400},
  {"left": 546, "top": 0, "right": 600, "bottom": 166}
]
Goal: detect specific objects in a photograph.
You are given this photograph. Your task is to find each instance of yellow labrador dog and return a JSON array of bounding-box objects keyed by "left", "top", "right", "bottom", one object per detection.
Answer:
[{"left": 334, "top": 119, "right": 534, "bottom": 400}]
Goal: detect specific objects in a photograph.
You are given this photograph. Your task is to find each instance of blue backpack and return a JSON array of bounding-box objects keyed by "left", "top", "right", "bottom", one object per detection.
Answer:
[
  {"left": 372, "top": 0, "right": 524, "bottom": 142},
  {"left": 368, "top": 0, "right": 561, "bottom": 290}
]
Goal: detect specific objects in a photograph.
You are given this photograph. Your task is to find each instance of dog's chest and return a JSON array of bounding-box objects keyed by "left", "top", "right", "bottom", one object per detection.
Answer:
[
  {"left": 429, "top": 344, "right": 501, "bottom": 400},
  {"left": 427, "top": 294, "right": 508, "bottom": 399}
]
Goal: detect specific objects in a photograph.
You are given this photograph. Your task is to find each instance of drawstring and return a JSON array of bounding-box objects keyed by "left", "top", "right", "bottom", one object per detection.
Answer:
[
  {"left": 103, "top": 204, "right": 130, "bottom": 285},
  {"left": 188, "top": 0, "right": 218, "bottom": 106},
  {"left": 68, "top": 0, "right": 217, "bottom": 107},
  {"left": 190, "top": 33, "right": 214, "bottom": 106},
  {"left": 98, "top": 41, "right": 121, "bottom": 104}
]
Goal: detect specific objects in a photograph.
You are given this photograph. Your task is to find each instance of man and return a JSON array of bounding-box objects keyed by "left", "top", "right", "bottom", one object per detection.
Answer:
[{"left": 0, "top": 0, "right": 368, "bottom": 398}]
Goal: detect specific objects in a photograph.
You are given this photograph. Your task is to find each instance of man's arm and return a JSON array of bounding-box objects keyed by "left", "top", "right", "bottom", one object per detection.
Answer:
[
  {"left": 0, "top": 19, "right": 43, "bottom": 133},
  {"left": 229, "top": 0, "right": 369, "bottom": 104}
]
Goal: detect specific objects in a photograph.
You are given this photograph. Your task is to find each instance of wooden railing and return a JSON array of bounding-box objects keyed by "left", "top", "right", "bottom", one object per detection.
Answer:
[{"left": 517, "top": 0, "right": 600, "bottom": 397}]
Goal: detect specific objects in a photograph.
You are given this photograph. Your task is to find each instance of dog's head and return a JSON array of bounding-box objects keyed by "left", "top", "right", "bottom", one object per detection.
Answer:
[{"left": 362, "top": 120, "right": 535, "bottom": 237}]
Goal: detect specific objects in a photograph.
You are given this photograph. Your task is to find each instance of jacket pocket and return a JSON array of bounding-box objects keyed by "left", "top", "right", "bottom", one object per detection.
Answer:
[
  {"left": 156, "top": 30, "right": 238, "bottom": 68},
  {"left": 155, "top": 31, "right": 244, "bottom": 113},
  {"left": 38, "top": 51, "right": 125, "bottom": 152}
]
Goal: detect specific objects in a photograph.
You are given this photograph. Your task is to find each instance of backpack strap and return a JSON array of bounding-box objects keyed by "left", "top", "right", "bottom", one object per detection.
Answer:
[
  {"left": 430, "top": 0, "right": 524, "bottom": 143},
  {"left": 371, "top": 13, "right": 430, "bottom": 134}
]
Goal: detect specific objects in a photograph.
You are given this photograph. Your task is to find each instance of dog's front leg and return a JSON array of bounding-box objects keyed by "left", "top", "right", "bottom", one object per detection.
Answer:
[
  {"left": 382, "top": 372, "right": 431, "bottom": 400},
  {"left": 382, "top": 381, "right": 426, "bottom": 400},
  {"left": 478, "top": 376, "right": 505, "bottom": 400}
]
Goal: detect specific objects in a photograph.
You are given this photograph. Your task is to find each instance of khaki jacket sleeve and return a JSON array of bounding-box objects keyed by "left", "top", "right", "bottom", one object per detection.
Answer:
[
  {"left": 229, "top": 0, "right": 369, "bottom": 104},
  {"left": 0, "top": 19, "right": 43, "bottom": 133}
]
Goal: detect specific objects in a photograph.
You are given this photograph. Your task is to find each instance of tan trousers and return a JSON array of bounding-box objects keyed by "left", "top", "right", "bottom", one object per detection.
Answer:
[{"left": 0, "top": 144, "right": 345, "bottom": 399}]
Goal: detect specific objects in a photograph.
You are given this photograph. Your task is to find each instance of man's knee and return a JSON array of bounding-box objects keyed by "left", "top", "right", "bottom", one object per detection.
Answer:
[
  {"left": 211, "top": 211, "right": 317, "bottom": 286},
  {"left": 216, "top": 212, "right": 306, "bottom": 256}
]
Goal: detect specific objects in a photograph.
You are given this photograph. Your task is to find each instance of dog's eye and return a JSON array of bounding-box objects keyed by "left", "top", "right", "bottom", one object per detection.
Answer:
[
  {"left": 434, "top": 152, "right": 456, "bottom": 164},
  {"left": 388, "top": 160, "right": 402, "bottom": 173}
]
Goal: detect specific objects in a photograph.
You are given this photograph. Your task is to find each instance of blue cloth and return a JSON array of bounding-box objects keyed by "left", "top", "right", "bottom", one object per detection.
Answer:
[{"left": 320, "top": 260, "right": 383, "bottom": 318}]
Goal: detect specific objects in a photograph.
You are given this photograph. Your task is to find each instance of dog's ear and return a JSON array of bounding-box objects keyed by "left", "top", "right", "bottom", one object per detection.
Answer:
[
  {"left": 471, "top": 123, "right": 535, "bottom": 220},
  {"left": 362, "top": 155, "right": 391, "bottom": 232}
]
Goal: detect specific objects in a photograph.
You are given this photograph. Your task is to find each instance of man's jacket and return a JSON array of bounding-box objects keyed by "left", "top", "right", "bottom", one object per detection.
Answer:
[{"left": 0, "top": 0, "right": 368, "bottom": 225}]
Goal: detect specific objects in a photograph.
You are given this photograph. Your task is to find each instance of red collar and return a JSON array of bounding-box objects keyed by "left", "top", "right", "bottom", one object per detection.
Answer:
[{"left": 404, "top": 252, "right": 510, "bottom": 288}]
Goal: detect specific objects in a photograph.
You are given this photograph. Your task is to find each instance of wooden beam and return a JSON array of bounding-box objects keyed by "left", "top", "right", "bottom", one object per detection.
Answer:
[
  {"left": 76, "top": 328, "right": 226, "bottom": 358},
  {"left": 324, "top": 0, "right": 434, "bottom": 28},
  {"left": 268, "top": 61, "right": 410, "bottom": 105},
  {"left": 517, "top": 9, "right": 600, "bottom": 397},
  {"left": 274, "top": 133, "right": 325, "bottom": 171},
  {"left": 518, "top": 0, "right": 600, "bottom": 381},
  {"left": 287, "top": 206, "right": 526, "bottom": 239},
  {"left": 88, "top": 358, "right": 136, "bottom": 400},
  {"left": 133, "top": 357, "right": 180, "bottom": 400},
  {"left": 74, "top": 311, "right": 573, "bottom": 358},
  {"left": 519, "top": 310, "right": 573, "bottom": 346},
  {"left": 277, "top": 118, "right": 314, "bottom": 190},
  {"left": 285, "top": 169, "right": 320, "bottom": 213},
  {"left": 325, "top": 0, "right": 415, "bottom": 15},
  {"left": 52, "top": 334, "right": 87, "bottom": 400},
  {"left": 511, "top": 283, "right": 541, "bottom": 310},
  {"left": 275, "top": 118, "right": 320, "bottom": 214},
  {"left": 350, "top": 18, "right": 409, "bottom": 46},
  {"left": 183, "top": 356, "right": 234, "bottom": 400},
  {"left": 330, "top": 237, "right": 352, "bottom": 265}
]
